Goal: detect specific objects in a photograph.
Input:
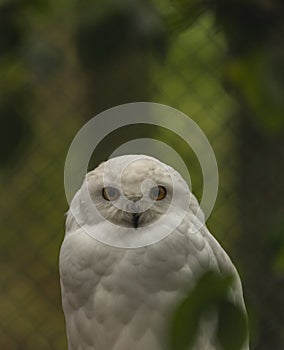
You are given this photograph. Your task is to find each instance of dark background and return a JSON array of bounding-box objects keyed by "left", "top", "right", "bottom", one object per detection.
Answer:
[{"left": 1, "top": 0, "right": 284, "bottom": 349}]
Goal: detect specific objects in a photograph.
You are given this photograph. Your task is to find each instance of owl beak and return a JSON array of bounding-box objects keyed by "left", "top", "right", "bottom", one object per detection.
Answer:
[{"left": 132, "top": 213, "right": 140, "bottom": 228}]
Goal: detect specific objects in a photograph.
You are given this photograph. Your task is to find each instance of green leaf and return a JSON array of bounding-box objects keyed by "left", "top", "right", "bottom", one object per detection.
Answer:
[
  {"left": 170, "top": 271, "right": 248, "bottom": 350},
  {"left": 217, "top": 299, "right": 248, "bottom": 350}
]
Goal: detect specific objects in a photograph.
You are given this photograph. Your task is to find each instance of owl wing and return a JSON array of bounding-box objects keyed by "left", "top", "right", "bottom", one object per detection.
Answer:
[
  {"left": 200, "top": 225, "right": 246, "bottom": 309},
  {"left": 187, "top": 193, "right": 245, "bottom": 306},
  {"left": 188, "top": 212, "right": 249, "bottom": 350}
]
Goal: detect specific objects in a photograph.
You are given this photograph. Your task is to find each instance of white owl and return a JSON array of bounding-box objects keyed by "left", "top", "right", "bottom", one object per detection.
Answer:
[{"left": 59, "top": 155, "right": 249, "bottom": 350}]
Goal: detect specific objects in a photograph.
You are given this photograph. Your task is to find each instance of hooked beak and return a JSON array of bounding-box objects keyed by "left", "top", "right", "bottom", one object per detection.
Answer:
[{"left": 132, "top": 213, "right": 140, "bottom": 228}]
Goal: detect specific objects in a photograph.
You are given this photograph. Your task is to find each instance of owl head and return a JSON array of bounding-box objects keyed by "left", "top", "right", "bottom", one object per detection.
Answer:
[{"left": 67, "top": 155, "right": 203, "bottom": 247}]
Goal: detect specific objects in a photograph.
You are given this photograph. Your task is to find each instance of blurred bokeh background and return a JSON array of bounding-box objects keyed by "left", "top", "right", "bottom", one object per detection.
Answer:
[{"left": 1, "top": 0, "right": 284, "bottom": 349}]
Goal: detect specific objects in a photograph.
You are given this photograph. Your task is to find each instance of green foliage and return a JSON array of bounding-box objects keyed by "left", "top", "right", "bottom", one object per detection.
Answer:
[
  {"left": 0, "top": 0, "right": 35, "bottom": 167},
  {"left": 0, "top": 103, "right": 31, "bottom": 165},
  {"left": 170, "top": 271, "right": 248, "bottom": 350},
  {"left": 0, "top": 1, "right": 22, "bottom": 53},
  {"left": 225, "top": 50, "right": 284, "bottom": 132},
  {"left": 265, "top": 219, "right": 284, "bottom": 274},
  {"left": 74, "top": 0, "right": 167, "bottom": 68},
  {"left": 160, "top": 0, "right": 205, "bottom": 35},
  {"left": 168, "top": 0, "right": 284, "bottom": 133},
  {"left": 216, "top": 299, "right": 248, "bottom": 350}
]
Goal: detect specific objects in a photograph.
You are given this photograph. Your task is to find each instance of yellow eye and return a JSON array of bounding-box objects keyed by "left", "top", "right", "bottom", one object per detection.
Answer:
[
  {"left": 150, "top": 186, "right": 167, "bottom": 201},
  {"left": 102, "top": 187, "right": 120, "bottom": 201}
]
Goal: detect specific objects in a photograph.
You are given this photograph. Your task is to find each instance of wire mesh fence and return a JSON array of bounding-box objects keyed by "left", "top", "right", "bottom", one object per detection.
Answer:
[{"left": 1, "top": 1, "right": 284, "bottom": 349}]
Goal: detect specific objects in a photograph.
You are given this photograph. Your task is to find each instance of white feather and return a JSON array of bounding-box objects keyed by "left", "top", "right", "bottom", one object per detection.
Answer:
[{"left": 59, "top": 155, "right": 249, "bottom": 350}]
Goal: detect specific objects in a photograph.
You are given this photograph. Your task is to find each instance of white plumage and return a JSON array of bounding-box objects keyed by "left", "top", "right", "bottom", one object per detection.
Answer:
[{"left": 59, "top": 155, "right": 248, "bottom": 350}]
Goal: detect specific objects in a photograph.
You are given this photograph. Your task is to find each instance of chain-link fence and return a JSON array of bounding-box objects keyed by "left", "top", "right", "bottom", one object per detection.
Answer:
[{"left": 1, "top": 1, "right": 284, "bottom": 349}]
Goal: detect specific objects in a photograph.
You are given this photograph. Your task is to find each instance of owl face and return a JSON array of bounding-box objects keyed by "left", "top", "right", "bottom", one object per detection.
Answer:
[
  {"left": 67, "top": 155, "right": 195, "bottom": 247},
  {"left": 84, "top": 155, "right": 188, "bottom": 229}
]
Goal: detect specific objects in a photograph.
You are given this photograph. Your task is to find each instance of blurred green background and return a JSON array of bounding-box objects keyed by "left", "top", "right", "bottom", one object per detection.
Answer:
[{"left": 1, "top": 0, "right": 284, "bottom": 349}]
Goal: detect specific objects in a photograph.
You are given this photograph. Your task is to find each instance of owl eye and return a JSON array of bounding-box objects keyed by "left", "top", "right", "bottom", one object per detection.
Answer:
[
  {"left": 150, "top": 186, "right": 167, "bottom": 201},
  {"left": 102, "top": 187, "right": 120, "bottom": 201}
]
